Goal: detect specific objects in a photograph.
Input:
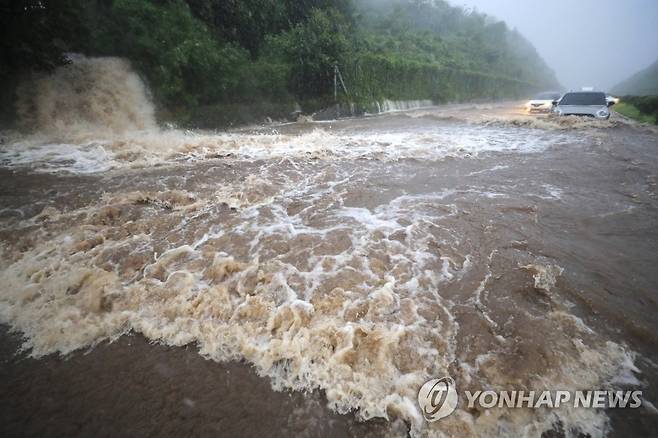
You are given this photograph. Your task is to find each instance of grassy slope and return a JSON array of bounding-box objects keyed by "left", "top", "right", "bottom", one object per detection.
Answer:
[{"left": 614, "top": 102, "right": 657, "bottom": 124}]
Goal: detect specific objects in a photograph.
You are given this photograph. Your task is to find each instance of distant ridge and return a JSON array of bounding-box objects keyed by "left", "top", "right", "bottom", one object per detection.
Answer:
[{"left": 611, "top": 59, "right": 658, "bottom": 96}]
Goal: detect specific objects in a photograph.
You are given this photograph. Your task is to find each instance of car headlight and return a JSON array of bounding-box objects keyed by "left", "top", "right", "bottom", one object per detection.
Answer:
[{"left": 597, "top": 109, "right": 609, "bottom": 118}]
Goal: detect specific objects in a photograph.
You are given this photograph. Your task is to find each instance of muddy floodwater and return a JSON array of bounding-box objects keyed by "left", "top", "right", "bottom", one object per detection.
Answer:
[{"left": 1, "top": 93, "right": 658, "bottom": 436}]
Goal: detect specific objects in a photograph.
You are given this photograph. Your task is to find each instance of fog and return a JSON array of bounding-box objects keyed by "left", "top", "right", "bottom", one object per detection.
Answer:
[{"left": 455, "top": 0, "right": 658, "bottom": 92}]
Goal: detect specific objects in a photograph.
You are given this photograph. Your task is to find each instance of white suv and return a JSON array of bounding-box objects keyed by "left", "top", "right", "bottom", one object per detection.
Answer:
[
  {"left": 526, "top": 91, "right": 562, "bottom": 113},
  {"left": 553, "top": 91, "right": 614, "bottom": 120}
]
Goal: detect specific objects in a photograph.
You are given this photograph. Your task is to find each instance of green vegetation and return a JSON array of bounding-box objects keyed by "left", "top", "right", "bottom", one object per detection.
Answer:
[
  {"left": 1, "top": 0, "right": 560, "bottom": 126},
  {"left": 614, "top": 96, "right": 658, "bottom": 124},
  {"left": 0, "top": 0, "right": 89, "bottom": 124},
  {"left": 611, "top": 60, "right": 658, "bottom": 96}
]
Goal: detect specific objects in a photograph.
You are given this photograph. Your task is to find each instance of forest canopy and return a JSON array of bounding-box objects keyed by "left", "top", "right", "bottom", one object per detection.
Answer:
[{"left": 1, "top": 0, "right": 560, "bottom": 124}]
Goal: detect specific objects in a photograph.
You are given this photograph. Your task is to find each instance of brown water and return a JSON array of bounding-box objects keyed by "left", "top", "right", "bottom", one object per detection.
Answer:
[{"left": 1, "top": 58, "right": 658, "bottom": 437}]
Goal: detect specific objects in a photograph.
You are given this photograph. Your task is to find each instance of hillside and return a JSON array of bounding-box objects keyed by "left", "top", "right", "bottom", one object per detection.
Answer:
[
  {"left": 611, "top": 59, "right": 658, "bottom": 96},
  {"left": 2, "top": 0, "right": 559, "bottom": 126}
]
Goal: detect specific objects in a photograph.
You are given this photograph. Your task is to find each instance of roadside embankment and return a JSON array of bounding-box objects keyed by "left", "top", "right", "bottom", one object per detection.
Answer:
[{"left": 614, "top": 96, "right": 658, "bottom": 124}]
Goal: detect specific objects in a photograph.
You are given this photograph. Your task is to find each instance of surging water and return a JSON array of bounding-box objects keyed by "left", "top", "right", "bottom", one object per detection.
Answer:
[
  {"left": 1, "top": 56, "right": 656, "bottom": 437},
  {"left": 16, "top": 55, "right": 156, "bottom": 136},
  {"left": 0, "top": 57, "right": 611, "bottom": 175}
]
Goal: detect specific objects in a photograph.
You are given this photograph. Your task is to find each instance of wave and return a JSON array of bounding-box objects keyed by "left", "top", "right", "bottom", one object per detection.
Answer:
[{"left": 0, "top": 162, "right": 640, "bottom": 437}]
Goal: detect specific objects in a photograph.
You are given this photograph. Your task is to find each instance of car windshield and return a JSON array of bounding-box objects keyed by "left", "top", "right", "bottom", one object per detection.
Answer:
[
  {"left": 533, "top": 92, "right": 561, "bottom": 100},
  {"left": 559, "top": 92, "right": 606, "bottom": 105}
]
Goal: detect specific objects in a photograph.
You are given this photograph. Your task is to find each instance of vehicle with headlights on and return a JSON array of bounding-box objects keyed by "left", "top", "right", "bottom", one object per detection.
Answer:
[
  {"left": 552, "top": 91, "right": 614, "bottom": 120},
  {"left": 525, "top": 91, "right": 562, "bottom": 113}
]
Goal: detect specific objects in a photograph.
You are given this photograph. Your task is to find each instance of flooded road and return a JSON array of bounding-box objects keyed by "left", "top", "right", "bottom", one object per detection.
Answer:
[{"left": 1, "top": 98, "right": 658, "bottom": 437}]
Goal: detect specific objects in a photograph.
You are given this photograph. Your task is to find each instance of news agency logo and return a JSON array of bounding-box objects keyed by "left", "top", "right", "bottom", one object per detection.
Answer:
[
  {"left": 418, "top": 376, "right": 643, "bottom": 423},
  {"left": 417, "top": 377, "right": 459, "bottom": 422}
]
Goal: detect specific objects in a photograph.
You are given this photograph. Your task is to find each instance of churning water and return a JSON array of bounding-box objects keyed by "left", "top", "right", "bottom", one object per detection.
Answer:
[{"left": 1, "top": 57, "right": 657, "bottom": 437}]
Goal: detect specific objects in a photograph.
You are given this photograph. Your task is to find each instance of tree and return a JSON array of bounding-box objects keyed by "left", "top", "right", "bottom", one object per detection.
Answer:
[
  {"left": 93, "top": 0, "right": 249, "bottom": 107},
  {"left": 274, "top": 8, "right": 352, "bottom": 99},
  {"left": 0, "top": 0, "right": 88, "bottom": 78}
]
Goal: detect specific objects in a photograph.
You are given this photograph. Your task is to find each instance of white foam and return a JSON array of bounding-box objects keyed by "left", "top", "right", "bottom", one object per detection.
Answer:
[
  {"left": 1, "top": 121, "right": 581, "bottom": 174},
  {"left": 0, "top": 141, "right": 115, "bottom": 173}
]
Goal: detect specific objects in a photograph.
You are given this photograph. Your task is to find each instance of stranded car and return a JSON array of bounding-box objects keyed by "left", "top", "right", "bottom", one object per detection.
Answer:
[
  {"left": 525, "top": 91, "right": 562, "bottom": 113},
  {"left": 553, "top": 91, "right": 615, "bottom": 120}
]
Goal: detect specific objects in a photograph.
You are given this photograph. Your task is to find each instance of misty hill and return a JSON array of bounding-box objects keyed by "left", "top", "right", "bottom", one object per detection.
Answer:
[
  {"left": 611, "top": 59, "right": 658, "bottom": 96},
  {"left": 2, "top": 0, "right": 559, "bottom": 126},
  {"left": 352, "top": 0, "right": 559, "bottom": 92}
]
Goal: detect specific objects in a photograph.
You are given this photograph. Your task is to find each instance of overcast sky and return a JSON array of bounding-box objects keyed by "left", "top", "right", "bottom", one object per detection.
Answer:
[{"left": 454, "top": 0, "right": 658, "bottom": 91}]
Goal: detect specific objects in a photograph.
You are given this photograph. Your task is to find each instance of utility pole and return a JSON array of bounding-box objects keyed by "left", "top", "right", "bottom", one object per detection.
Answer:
[
  {"left": 336, "top": 64, "right": 348, "bottom": 96},
  {"left": 334, "top": 64, "right": 338, "bottom": 101},
  {"left": 334, "top": 63, "right": 349, "bottom": 119},
  {"left": 334, "top": 64, "right": 339, "bottom": 118}
]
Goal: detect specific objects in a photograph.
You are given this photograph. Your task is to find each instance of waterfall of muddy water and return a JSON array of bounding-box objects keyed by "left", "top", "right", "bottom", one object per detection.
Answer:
[
  {"left": 1, "top": 57, "right": 658, "bottom": 437},
  {"left": 16, "top": 56, "right": 156, "bottom": 136},
  {"left": 379, "top": 100, "right": 435, "bottom": 113}
]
